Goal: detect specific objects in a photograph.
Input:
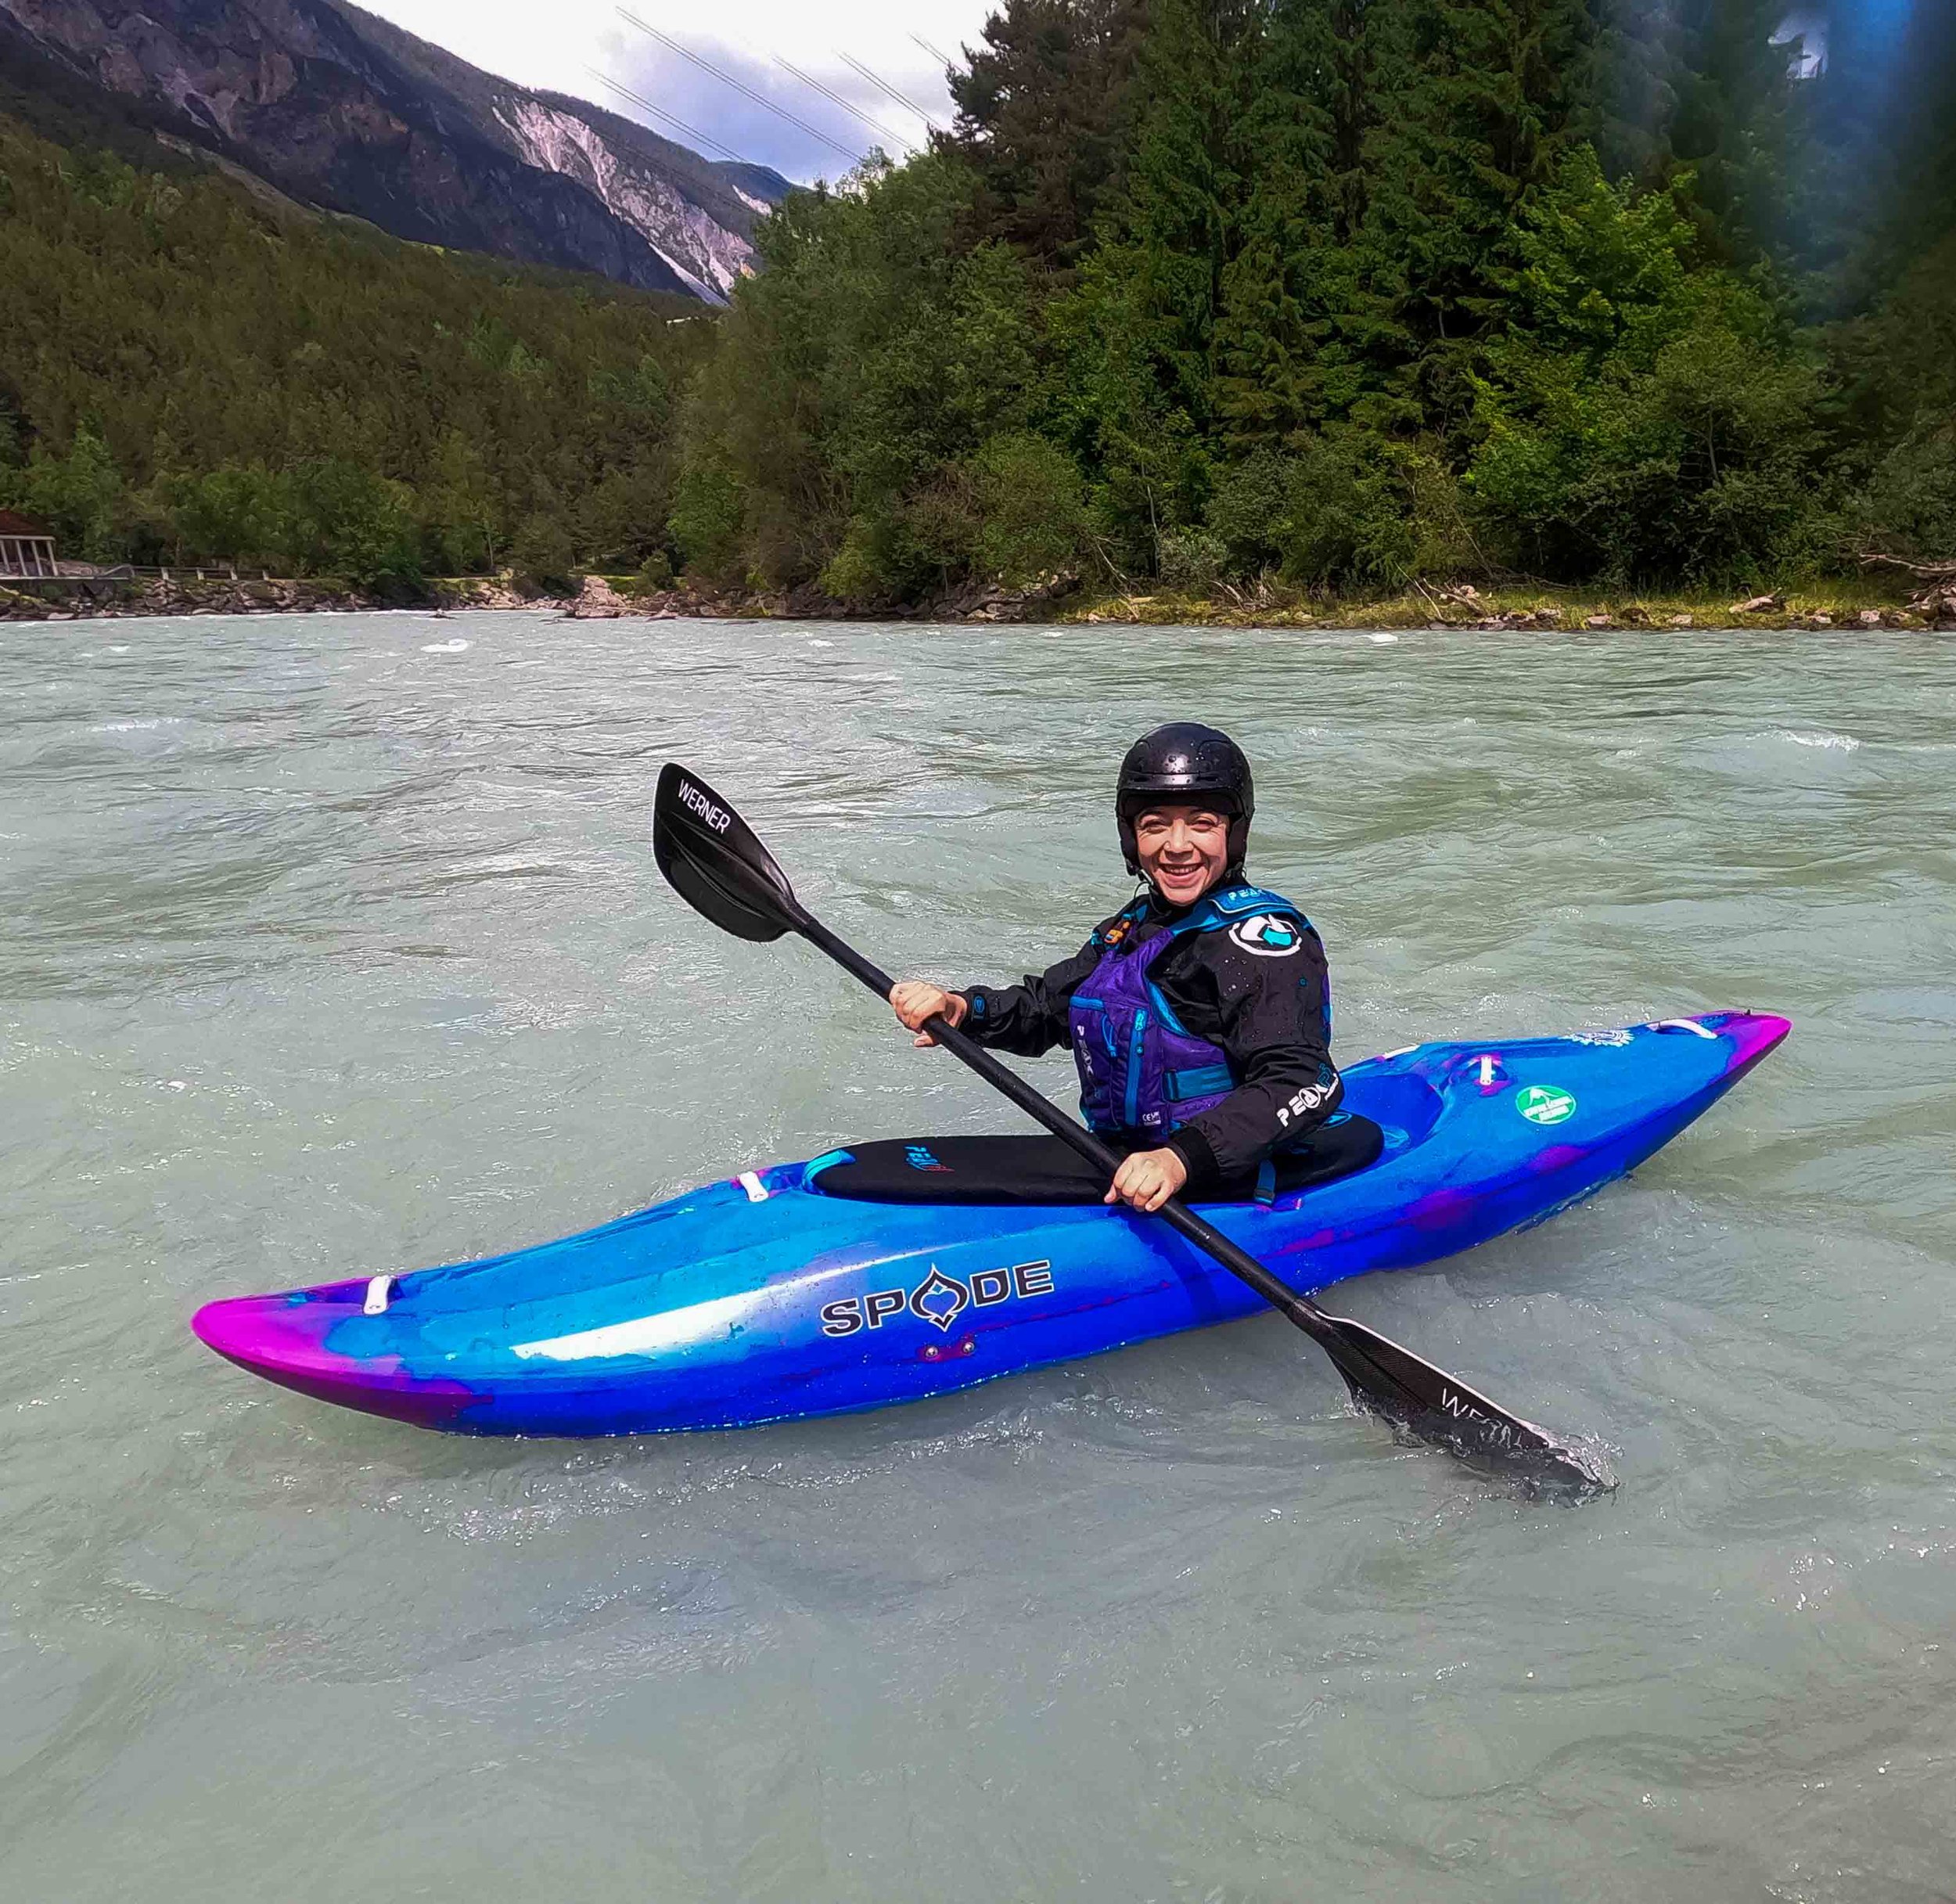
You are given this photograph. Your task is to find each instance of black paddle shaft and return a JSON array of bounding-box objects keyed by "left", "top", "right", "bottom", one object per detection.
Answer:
[{"left": 800, "top": 916, "right": 1337, "bottom": 1337}]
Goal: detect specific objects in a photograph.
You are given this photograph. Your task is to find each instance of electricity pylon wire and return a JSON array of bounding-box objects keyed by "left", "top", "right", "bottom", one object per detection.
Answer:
[
  {"left": 585, "top": 65, "right": 753, "bottom": 165},
  {"left": 620, "top": 10, "right": 865, "bottom": 167},
  {"left": 836, "top": 52, "right": 947, "bottom": 134},
  {"left": 773, "top": 52, "right": 915, "bottom": 153}
]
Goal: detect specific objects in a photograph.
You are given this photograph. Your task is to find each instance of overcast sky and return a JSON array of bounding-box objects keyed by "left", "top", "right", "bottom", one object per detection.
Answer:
[{"left": 361, "top": 2, "right": 995, "bottom": 182}]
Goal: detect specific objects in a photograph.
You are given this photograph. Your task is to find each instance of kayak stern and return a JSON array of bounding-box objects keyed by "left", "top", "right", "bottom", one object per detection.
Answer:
[{"left": 192, "top": 1283, "right": 481, "bottom": 1430}]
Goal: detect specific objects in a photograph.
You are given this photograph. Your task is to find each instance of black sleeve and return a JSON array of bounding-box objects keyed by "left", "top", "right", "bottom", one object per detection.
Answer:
[
  {"left": 1161, "top": 922, "right": 1345, "bottom": 1189},
  {"left": 955, "top": 929, "right": 1106, "bottom": 1059}
]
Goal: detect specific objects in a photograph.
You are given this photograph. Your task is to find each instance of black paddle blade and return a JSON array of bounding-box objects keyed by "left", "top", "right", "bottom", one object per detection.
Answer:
[
  {"left": 1310, "top": 1308, "right": 1614, "bottom": 1498},
  {"left": 653, "top": 763, "right": 806, "bottom": 944}
]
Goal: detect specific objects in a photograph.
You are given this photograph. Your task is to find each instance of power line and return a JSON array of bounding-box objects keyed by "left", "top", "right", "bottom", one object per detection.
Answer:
[
  {"left": 584, "top": 65, "right": 753, "bottom": 166},
  {"left": 619, "top": 10, "right": 865, "bottom": 168},
  {"left": 773, "top": 52, "right": 915, "bottom": 153},
  {"left": 836, "top": 52, "right": 947, "bottom": 134},
  {"left": 911, "top": 33, "right": 957, "bottom": 70}
]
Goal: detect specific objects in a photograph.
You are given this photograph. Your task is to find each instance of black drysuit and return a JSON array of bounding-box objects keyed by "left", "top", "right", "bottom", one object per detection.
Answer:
[{"left": 955, "top": 891, "right": 1350, "bottom": 1193}]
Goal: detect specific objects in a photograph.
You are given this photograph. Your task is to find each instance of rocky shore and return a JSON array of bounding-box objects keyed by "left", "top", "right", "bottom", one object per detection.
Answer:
[
  {"left": 1064, "top": 578, "right": 1956, "bottom": 634},
  {"left": 0, "top": 568, "right": 1096, "bottom": 626},
  {"left": 5, "top": 567, "right": 1951, "bottom": 632},
  {"left": 1, "top": 573, "right": 549, "bottom": 622}
]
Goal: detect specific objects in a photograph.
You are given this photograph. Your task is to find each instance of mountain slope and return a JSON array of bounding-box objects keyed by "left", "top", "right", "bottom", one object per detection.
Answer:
[
  {"left": 0, "top": 70, "right": 714, "bottom": 579},
  {"left": 0, "top": 0, "right": 792, "bottom": 301}
]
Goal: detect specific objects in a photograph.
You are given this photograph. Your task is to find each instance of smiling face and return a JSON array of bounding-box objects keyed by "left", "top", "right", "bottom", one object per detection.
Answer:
[{"left": 1132, "top": 802, "right": 1231, "bottom": 907}]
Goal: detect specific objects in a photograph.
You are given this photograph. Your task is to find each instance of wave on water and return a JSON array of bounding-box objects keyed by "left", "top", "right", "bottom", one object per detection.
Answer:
[
  {"left": 421, "top": 639, "right": 471, "bottom": 654},
  {"left": 1776, "top": 729, "right": 1860, "bottom": 751}
]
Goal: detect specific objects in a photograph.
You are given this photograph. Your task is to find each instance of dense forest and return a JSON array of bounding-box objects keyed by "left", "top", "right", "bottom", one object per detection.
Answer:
[
  {"left": 675, "top": 0, "right": 1956, "bottom": 603},
  {"left": 0, "top": 56, "right": 708, "bottom": 587},
  {"left": 4, "top": 2, "right": 1954, "bottom": 600}
]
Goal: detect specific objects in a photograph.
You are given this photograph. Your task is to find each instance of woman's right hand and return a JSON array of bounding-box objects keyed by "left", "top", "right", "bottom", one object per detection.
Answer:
[{"left": 890, "top": 981, "right": 969, "bottom": 1047}]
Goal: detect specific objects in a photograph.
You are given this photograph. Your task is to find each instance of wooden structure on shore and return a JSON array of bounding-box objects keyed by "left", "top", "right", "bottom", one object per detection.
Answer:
[{"left": 0, "top": 509, "right": 58, "bottom": 578}]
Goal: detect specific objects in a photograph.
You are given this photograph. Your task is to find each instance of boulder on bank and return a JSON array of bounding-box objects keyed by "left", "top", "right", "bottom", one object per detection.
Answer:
[
  {"left": 1905, "top": 584, "right": 1956, "bottom": 628},
  {"left": 0, "top": 585, "right": 52, "bottom": 621},
  {"left": 932, "top": 570, "right": 1082, "bottom": 624},
  {"left": 566, "top": 574, "right": 627, "bottom": 619}
]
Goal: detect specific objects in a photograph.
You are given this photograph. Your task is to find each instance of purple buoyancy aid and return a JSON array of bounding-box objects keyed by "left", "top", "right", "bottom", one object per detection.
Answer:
[{"left": 1068, "top": 884, "right": 1315, "bottom": 1142}]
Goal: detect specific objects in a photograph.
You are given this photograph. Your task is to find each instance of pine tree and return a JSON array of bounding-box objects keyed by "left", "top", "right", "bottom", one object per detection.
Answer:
[
  {"left": 1584, "top": 0, "right": 1688, "bottom": 185},
  {"left": 1354, "top": 0, "right": 1595, "bottom": 428},
  {"left": 1210, "top": 0, "right": 1345, "bottom": 445},
  {"left": 425, "top": 430, "right": 504, "bottom": 574},
  {"left": 1049, "top": 0, "right": 1257, "bottom": 551},
  {"left": 947, "top": 0, "right": 1152, "bottom": 269},
  {"left": 1591, "top": 0, "right": 1819, "bottom": 271}
]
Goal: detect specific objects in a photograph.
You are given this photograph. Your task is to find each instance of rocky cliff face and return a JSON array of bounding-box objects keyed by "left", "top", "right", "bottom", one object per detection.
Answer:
[{"left": 0, "top": 0, "right": 791, "bottom": 301}]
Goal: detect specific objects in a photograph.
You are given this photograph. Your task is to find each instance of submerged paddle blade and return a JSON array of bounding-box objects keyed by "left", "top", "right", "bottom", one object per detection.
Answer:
[
  {"left": 1310, "top": 1308, "right": 1613, "bottom": 1497},
  {"left": 654, "top": 762, "right": 806, "bottom": 944}
]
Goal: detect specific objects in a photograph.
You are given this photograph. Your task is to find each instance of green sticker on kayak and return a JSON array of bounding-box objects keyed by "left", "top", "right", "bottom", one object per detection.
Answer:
[{"left": 1516, "top": 1084, "right": 1577, "bottom": 1127}]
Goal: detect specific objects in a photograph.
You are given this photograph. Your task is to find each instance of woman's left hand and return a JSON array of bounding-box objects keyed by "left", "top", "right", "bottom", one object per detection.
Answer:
[{"left": 1105, "top": 1146, "right": 1188, "bottom": 1213}]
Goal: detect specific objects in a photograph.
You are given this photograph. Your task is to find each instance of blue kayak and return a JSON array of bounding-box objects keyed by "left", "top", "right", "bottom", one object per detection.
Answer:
[{"left": 192, "top": 1010, "right": 1789, "bottom": 1435}]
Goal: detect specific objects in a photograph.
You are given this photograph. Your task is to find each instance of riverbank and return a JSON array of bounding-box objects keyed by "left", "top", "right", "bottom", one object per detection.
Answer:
[
  {"left": 1062, "top": 577, "right": 1956, "bottom": 633},
  {"left": 0, "top": 573, "right": 554, "bottom": 622},
  {"left": 6, "top": 567, "right": 1951, "bottom": 631}
]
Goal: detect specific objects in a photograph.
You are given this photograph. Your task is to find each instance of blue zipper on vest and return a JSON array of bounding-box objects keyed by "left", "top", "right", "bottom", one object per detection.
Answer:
[{"left": 1124, "top": 1010, "right": 1148, "bottom": 1127}]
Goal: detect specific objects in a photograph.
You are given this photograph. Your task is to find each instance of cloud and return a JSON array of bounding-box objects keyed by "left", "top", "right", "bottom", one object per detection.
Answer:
[{"left": 360, "top": 1, "right": 990, "bottom": 182}]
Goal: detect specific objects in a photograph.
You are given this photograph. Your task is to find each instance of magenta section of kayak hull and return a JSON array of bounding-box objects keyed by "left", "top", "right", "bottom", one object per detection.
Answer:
[{"left": 191, "top": 1012, "right": 1789, "bottom": 1435}]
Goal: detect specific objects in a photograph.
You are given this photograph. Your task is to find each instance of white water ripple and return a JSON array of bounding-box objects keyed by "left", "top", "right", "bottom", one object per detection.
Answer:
[{"left": 1777, "top": 727, "right": 1861, "bottom": 750}]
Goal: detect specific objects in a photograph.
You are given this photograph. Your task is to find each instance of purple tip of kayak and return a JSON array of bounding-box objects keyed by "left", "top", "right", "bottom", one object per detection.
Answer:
[
  {"left": 191, "top": 1283, "right": 479, "bottom": 1430},
  {"left": 1714, "top": 1010, "right": 1792, "bottom": 1074}
]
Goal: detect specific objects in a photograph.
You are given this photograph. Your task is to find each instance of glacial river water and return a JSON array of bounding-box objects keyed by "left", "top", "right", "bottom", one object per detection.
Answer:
[{"left": 3, "top": 611, "right": 1953, "bottom": 1902}]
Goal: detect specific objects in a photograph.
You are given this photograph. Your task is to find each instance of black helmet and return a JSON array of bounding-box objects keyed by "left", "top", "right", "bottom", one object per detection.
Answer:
[{"left": 1116, "top": 722, "right": 1254, "bottom": 876}]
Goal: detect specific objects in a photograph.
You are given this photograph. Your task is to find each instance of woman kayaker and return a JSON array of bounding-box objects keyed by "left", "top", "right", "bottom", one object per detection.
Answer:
[{"left": 890, "top": 722, "right": 1379, "bottom": 1212}]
